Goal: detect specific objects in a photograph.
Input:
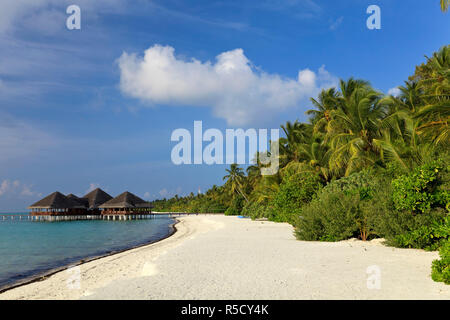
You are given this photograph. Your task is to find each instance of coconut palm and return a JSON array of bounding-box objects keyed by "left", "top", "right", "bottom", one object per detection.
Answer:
[
  {"left": 223, "top": 164, "right": 249, "bottom": 202},
  {"left": 326, "top": 82, "right": 386, "bottom": 176},
  {"left": 297, "top": 140, "right": 333, "bottom": 182},
  {"left": 415, "top": 101, "right": 449, "bottom": 145},
  {"left": 338, "top": 78, "right": 371, "bottom": 103},
  {"left": 374, "top": 118, "right": 437, "bottom": 171},
  {"left": 306, "top": 88, "right": 340, "bottom": 134},
  {"left": 279, "top": 121, "right": 312, "bottom": 165},
  {"left": 419, "top": 46, "right": 450, "bottom": 95},
  {"left": 386, "top": 81, "right": 423, "bottom": 112},
  {"left": 251, "top": 175, "right": 280, "bottom": 204},
  {"left": 246, "top": 158, "right": 263, "bottom": 188},
  {"left": 413, "top": 46, "right": 450, "bottom": 146}
]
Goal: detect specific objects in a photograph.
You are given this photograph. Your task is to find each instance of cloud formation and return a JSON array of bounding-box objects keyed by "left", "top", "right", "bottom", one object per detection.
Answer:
[
  {"left": 0, "top": 0, "right": 124, "bottom": 34},
  {"left": 388, "top": 87, "right": 402, "bottom": 97},
  {"left": 159, "top": 188, "right": 169, "bottom": 198},
  {"left": 118, "top": 45, "right": 338, "bottom": 125},
  {"left": 0, "top": 179, "right": 40, "bottom": 197},
  {"left": 85, "top": 183, "right": 101, "bottom": 194}
]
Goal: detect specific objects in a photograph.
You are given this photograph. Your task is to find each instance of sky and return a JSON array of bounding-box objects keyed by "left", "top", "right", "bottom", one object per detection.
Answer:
[{"left": 0, "top": 0, "right": 448, "bottom": 211}]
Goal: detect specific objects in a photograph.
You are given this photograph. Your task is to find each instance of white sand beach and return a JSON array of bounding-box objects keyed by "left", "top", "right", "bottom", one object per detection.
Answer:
[{"left": 1, "top": 215, "right": 449, "bottom": 300}]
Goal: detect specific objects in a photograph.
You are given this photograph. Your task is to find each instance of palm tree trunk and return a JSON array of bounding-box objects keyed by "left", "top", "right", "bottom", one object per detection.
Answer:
[
  {"left": 234, "top": 181, "right": 249, "bottom": 203},
  {"left": 237, "top": 186, "right": 249, "bottom": 203}
]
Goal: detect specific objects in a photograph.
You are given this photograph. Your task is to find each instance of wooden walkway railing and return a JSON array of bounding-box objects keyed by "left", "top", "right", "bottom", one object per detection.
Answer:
[{"left": 0, "top": 212, "right": 224, "bottom": 222}]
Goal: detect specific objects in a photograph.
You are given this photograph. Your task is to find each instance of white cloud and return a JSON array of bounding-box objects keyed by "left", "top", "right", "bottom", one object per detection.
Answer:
[
  {"left": 0, "top": 179, "right": 40, "bottom": 197},
  {"left": 85, "top": 183, "right": 101, "bottom": 194},
  {"left": 118, "top": 45, "right": 338, "bottom": 125},
  {"left": 21, "top": 185, "right": 37, "bottom": 196},
  {"left": 0, "top": 0, "right": 70, "bottom": 34},
  {"left": 388, "top": 87, "right": 401, "bottom": 97},
  {"left": 0, "top": 180, "right": 11, "bottom": 196},
  {"left": 0, "top": 0, "right": 125, "bottom": 34},
  {"left": 159, "top": 188, "right": 169, "bottom": 198},
  {"left": 0, "top": 1, "right": 129, "bottom": 105}
]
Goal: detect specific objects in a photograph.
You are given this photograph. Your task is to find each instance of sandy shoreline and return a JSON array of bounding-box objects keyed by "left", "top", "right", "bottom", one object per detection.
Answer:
[{"left": 0, "top": 215, "right": 449, "bottom": 300}]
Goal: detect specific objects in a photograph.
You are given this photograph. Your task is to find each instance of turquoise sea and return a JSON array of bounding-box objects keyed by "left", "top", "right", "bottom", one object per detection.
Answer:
[{"left": 0, "top": 213, "right": 175, "bottom": 290}]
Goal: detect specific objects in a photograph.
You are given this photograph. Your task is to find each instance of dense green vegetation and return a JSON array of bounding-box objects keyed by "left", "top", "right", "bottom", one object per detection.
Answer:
[{"left": 153, "top": 45, "right": 450, "bottom": 284}]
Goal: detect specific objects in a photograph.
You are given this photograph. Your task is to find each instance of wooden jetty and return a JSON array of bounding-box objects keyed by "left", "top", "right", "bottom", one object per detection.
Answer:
[{"left": 0, "top": 212, "right": 223, "bottom": 222}]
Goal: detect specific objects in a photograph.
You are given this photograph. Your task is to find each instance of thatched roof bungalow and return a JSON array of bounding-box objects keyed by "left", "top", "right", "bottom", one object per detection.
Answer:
[
  {"left": 99, "top": 191, "right": 153, "bottom": 215},
  {"left": 81, "top": 188, "right": 113, "bottom": 214},
  {"left": 28, "top": 192, "right": 87, "bottom": 216},
  {"left": 29, "top": 189, "right": 150, "bottom": 216},
  {"left": 67, "top": 194, "right": 89, "bottom": 207}
]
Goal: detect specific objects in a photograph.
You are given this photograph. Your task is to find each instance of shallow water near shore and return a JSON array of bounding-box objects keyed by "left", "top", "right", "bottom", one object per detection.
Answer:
[{"left": 0, "top": 214, "right": 175, "bottom": 289}]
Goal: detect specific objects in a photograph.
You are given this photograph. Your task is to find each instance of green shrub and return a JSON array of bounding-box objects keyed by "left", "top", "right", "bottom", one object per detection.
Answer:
[
  {"left": 224, "top": 206, "right": 239, "bottom": 216},
  {"left": 224, "top": 196, "right": 245, "bottom": 216},
  {"left": 294, "top": 171, "right": 389, "bottom": 241},
  {"left": 241, "top": 201, "right": 274, "bottom": 220},
  {"left": 321, "top": 169, "right": 381, "bottom": 199},
  {"left": 374, "top": 162, "right": 450, "bottom": 251},
  {"left": 374, "top": 208, "right": 448, "bottom": 250},
  {"left": 271, "top": 171, "right": 322, "bottom": 224},
  {"left": 431, "top": 239, "right": 450, "bottom": 285},
  {"left": 392, "top": 162, "right": 449, "bottom": 214},
  {"left": 295, "top": 191, "right": 360, "bottom": 241}
]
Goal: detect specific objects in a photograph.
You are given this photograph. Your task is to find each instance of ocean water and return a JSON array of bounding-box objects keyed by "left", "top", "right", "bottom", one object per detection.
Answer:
[{"left": 0, "top": 214, "right": 175, "bottom": 289}]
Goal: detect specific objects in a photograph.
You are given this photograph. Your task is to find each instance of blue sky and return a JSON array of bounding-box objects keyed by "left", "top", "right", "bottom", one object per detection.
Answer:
[{"left": 0, "top": 0, "right": 448, "bottom": 211}]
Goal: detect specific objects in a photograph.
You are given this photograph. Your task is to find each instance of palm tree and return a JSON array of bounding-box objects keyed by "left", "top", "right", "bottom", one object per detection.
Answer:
[
  {"left": 306, "top": 88, "right": 340, "bottom": 134},
  {"left": 384, "top": 81, "right": 423, "bottom": 113},
  {"left": 296, "top": 139, "right": 333, "bottom": 182},
  {"left": 338, "top": 78, "right": 370, "bottom": 103},
  {"left": 414, "top": 46, "right": 450, "bottom": 146},
  {"left": 279, "top": 121, "right": 312, "bottom": 165},
  {"left": 251, "top": 175, "right": 280, "bottom": 204},
  {"left": 246, "top": 156, "right": 263, "bottom": 188},
  {"left": 374, "top": 118, "right": 437, "bottom": 171},
  {"left": 223, "top": 164, "right": 249, "bottom": 203},
  {"left": 326, "top": 81, "right": 386, "bottom": 176}
]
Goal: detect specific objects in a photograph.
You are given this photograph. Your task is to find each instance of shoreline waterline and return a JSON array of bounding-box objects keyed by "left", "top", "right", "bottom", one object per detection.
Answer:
[{"left": 0, "top": 219, "right": 179, "bottom": 294}]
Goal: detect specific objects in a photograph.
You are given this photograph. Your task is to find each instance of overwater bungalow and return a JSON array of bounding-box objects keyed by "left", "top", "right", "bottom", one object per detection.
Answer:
[
  {"left": 28, "top": 192, "right": 87, "bottom": 216},
  {"left": 99, "top": 191, "right": 153, "bottom": 215},
  {"left": 82, "top": 188, "right": 113, "bottom": 215},
  {"left": 28, "top": 189, "right": 150, "bottom": 217},
  {"left": 67, "top": 193, "right": 89, "bottom": 207}
]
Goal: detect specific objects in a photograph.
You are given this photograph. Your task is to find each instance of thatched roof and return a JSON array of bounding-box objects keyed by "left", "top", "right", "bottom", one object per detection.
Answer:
[
  {"left": 29, "top": 192, "right": 86, "bottom": 209},
  {"left": 82, "top": 188, "right": 113, "bottom": 209},
  {"left": 99, "top": 191, "right": 153, "bottom": 209},
  {"left": 66, "top": 194, "right": 89, "bottom": 207}
]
